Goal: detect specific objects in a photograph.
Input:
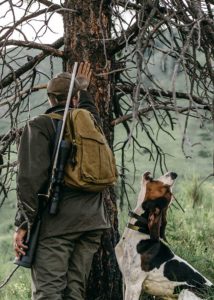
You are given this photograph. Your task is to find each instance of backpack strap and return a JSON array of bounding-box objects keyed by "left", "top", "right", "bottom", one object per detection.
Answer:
[
  {"left": 42, "top": 112, "right": 63, "bottom": 120},
  {"left": 52, "top": 120, "right": 63, "bottom": 165},
  {"left": 44, "top": 111, "right": 78, "bottom": 170},
  {"left": 66, "top": 110, "right": 77, "bottom": 169},
  {"left": 66, "top": 110, "right": 76, "bottom": 144},
  {"left": 40, "top": 113, "right": 63, "bottom": 133},
  {"left": 41, "top": 113, "right": 63, "bottom": 164}
]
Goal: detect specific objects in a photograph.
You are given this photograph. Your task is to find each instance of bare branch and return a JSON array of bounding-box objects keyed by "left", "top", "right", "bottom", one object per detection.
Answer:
[
  {"left": 0, "top": 161, "right": 18, "bottom": 170},
  {"left": 115, "top": 0, "right": 141, "bottom": 10},
  {"left": 37, "top": 0, "right": 63, "bottom": 14},
  {"left": 116, "top": 85, "right": 211, "bottom": 107},
  {"left": 0, "top": 40, "right": 64, "bottom": 56},
  {"left": 0, "top": 84, "right": 47, "bottom": 108},
  {"left": 0, "top": 9, "right": 50, "bottom": 43},
  {"left": 0, "top": 266, "right": 19, "bottom": 289},
  {"left": 111, "top": 104, "right": 208, "bottom": 127},
  {"left": 107, "top": 22, "right": 139, "bottom": 55},
  {"left": 0, "top": 37, "right": 64, "bottom": 89}
]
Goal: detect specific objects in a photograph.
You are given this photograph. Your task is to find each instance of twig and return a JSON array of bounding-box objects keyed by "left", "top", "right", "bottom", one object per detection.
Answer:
[{"left": 0, "top": 266, "right": 19, "bottom": 289}]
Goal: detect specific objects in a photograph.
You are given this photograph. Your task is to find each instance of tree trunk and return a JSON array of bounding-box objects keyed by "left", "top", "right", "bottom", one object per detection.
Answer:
[{"left": 63, "top": 1, "right": 122, "bottom": 299}]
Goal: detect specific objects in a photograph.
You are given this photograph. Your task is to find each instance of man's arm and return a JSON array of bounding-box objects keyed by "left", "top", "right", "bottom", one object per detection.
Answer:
[
  {"left": 78, "top": 90, "right": 101, "bottom": 125},
  {"left": 75, "top": 62, "right": 101, "bottom": 125},
  {"left": 14, "top": 119, "right": 51, "bottom": 257}
]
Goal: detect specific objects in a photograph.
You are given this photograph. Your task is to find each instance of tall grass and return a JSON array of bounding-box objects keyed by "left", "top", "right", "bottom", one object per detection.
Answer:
[
  {"left": 167, "top": 177, "right": 214, "bottom": 283},
  {"left": 0, "top": 197, "right": 31, "bottom": 300},
  {"left": 0, "top": 272, "right": 31, "bottom": 300}
]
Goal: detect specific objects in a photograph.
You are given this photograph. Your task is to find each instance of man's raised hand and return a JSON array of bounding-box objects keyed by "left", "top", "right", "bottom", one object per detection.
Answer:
[{"left": 75, "top": 62, "right": 92, "bottom": 91}]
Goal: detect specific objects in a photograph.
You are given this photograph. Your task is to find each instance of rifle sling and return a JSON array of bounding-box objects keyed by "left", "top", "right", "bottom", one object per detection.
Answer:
[{"left": 52, "top": 119, "right": 63, "bottom": 165}]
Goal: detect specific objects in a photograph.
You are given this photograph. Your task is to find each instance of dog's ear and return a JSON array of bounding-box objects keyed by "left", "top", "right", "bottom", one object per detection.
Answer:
[
  {"left": 142, "top": 171, "right": 152, "bottom": 183},
  {"left": 137, "top": 240, "right": 161, "bottom": 272},
  {"left": 148, "top": 208, "right": 162, "bottom": 241}
]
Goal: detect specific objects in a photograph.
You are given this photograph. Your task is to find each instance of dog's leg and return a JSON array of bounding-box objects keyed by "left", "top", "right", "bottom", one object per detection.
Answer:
[
  {"left": 115, "top": 240, "right": 125, "bottom": 274},
  {"left": 124, "top": 276, "right": 147, "bottom": 300},
  {"left": 125, "top": 285, "right": 142, "bottom": 300},
  {"left": 141, "top": 291, "right": 155, "bottom": 299}
]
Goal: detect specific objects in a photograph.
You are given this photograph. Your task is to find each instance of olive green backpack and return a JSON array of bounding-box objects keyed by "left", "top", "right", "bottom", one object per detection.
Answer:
[{"left": 47, "top": 109, "right": 118, "bottom": 192}]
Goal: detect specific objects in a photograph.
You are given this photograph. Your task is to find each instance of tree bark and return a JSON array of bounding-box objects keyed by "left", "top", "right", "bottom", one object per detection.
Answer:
[{"left": 63, "top": 1, "right": 122, "bottom": 299}]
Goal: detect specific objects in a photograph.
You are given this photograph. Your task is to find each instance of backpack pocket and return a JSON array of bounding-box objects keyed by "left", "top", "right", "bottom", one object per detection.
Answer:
[{"left": 80, "top": 134, "right": 116, "bottom": 184}]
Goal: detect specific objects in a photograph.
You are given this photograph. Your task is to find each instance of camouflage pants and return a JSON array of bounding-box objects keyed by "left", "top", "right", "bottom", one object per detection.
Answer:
[{"left": 31, "top": 229, "right": 103, "bottom": 300}]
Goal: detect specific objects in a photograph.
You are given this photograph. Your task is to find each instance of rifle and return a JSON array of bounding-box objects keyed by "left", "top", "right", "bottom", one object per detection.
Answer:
[
  {"left": 14, "top": 62, "right": 78, "bottom": 268},
  {"left": 48, "top": 62, "right": 78, "bottom": 214},
  {"left": 48, "top": 139, "right": 71, "bottom": 214}
]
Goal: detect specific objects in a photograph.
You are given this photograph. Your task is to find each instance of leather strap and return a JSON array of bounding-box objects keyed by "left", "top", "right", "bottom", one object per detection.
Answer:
[{"left": 128, "top": 211, "right": 147, "bottom": 224}]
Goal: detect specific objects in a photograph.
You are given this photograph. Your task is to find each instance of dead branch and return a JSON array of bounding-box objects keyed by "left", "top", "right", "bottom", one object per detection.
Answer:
[
  {"left": 37, "top": 0, "right": 63, "bottom": 14},
  {"left": 0, "top": 161, "right": 18, "bottom": 170},
  {"left": 111, "top": 104, "right": 209, "bottom": 127},
  {"left": 115, "top": 85, "right": 211, "bottom": 108},
  {"left": 0, "top": 40, "right": 64, "bottom": 56},
  {"left": 107, "top": 21, "right": 139, "bottom": 55},
  {"left": 0, "top": 37, "right": 64, "bottom": 89},
  {"left": 0, "top": 84, "right": 47, "bottom": 108},
  {"left": 0, "top": 8, "right": 53, "bottom": 43}
]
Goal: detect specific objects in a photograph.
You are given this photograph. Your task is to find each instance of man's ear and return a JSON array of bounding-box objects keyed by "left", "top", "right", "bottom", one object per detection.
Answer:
[{"left": 48, "top": 93, "right": 58, "bottom": 107}]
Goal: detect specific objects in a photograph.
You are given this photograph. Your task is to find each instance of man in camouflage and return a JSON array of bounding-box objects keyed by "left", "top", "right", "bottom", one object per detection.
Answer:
[{"left": 13, "top": 62, "right": 110, "bottom": 300}]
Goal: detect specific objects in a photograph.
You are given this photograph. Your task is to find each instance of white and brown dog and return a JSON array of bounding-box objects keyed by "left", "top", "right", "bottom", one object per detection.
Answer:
[{"left": 115, "top": 172, "right": 213, "bottom": 300}]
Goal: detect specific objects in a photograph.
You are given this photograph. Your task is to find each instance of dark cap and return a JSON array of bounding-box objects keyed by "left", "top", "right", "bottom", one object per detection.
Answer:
[{"left": 47, "top": 72, "right": 79, "bottom": 97}]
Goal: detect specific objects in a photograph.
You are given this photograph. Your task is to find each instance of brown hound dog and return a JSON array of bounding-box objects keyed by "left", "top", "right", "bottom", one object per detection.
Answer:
[{"left": 115, "top": 172, "right": 213, "bottom": 300}]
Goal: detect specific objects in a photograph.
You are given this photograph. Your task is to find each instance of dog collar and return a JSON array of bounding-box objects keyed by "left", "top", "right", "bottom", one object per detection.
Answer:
[
  {"left": 128, "top": 211, "right": 148, "bottom": 224},
  {"left": 127, "top": 223, "right": 141, "bottom": 232}
]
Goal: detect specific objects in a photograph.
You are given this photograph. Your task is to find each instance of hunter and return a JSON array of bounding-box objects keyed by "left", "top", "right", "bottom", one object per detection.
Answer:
[{"left": 13, "top": 62, "right": 110, "bottom": 300}]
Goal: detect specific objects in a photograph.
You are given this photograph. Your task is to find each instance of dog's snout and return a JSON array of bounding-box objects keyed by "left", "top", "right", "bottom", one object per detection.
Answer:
[{"left": 170, "top": 172, "right": 177, "bottom": 180}]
